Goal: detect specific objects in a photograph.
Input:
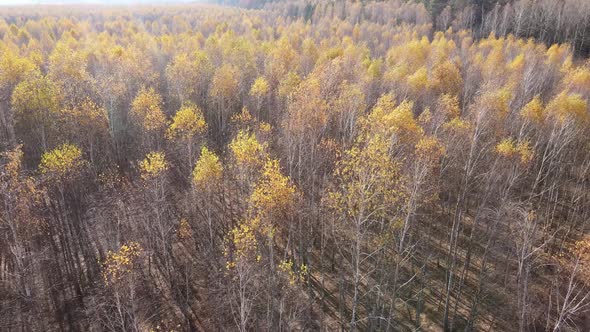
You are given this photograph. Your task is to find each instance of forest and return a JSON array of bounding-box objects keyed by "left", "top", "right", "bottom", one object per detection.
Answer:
[{"left": 1, "top": 0, "right": 590, "bottom": 331}]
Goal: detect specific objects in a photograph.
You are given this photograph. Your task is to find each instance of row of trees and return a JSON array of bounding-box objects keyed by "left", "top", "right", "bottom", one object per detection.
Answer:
[
  {"left": 1, "top": 1, "right": 590, "bottom": 331},
  {"left": 262, "top": 0, "right": 590, "bottom": 56}
]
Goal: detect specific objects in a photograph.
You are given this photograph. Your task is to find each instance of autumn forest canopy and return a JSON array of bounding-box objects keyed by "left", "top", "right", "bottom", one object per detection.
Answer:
[{"left": 2, "top": 0, "right": 590, "bottom": 331}]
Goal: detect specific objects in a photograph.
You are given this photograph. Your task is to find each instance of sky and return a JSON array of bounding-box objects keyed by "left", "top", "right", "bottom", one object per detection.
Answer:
[{"left": 0, "top": 0, "right": 203, "bottom": 5}]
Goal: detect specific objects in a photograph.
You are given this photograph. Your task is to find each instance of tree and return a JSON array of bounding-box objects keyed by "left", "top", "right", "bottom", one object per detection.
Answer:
[
  {"left": 11, "top": 75, "right": 62, "bottom": 153},
  {"left": 192, "top": 146, "right": 223, "bottom": 246},
  {"left": 58, "top": 98, "right": 110, "bottom": 169},
  {"left": 249, "top": 76, "right": 269, "bottom": 120},
  {"left": 326, "top": 134, "right": 403, "bottom": 331},
  {"left": 130, "top": 87, "right": 166, "bottom": 152},
  {"left": 166, "top": 102, "right": 207, "bottom": 173},
  {"left": 0, "top": 145, "right": 44, "bottom": 330},
  {"left": 48, "top": 36, "right": 93, "bottom": 106},
  {"left": 209, "top": 63, "right": 241, "bottom": 139},
  {"left": 0, "top": 50, "right": 39, "bottom": 146},
  {"left": 165, "top": 50, "right": 213, "bottom": 104}
]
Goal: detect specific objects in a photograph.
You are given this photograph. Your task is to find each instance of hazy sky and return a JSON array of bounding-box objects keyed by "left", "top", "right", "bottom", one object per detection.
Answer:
[{"left": 0, "top": 0, "right": 202, "bottom": 5}]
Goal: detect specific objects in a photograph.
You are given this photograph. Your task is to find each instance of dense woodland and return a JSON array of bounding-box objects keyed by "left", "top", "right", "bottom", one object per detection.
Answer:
[{"left": 2, "top": 0, "right": 590, "bottom": 331}]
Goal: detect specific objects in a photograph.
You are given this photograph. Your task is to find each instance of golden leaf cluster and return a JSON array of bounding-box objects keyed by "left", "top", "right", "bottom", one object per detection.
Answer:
[
  {"left": 278, "top": 259, "right": 308, "bottom": 285},
  {"left": 139, "top": 151, "right": 169, "bottom": 180},
  {"left": 166, "top": 102, "right": 207, "bottom": 141},
  {"left": 130, "top": 87, "right": 166, "bottom": 133},
  {"left": 192, "top": 146, "right": 223, "bottom": 188},
  {"left": 102, "top": 241, "right": 142, "bottom": 285},
  {"left": 229, "top": 130, "right": 267, "bottom": 168},
  {"left": 495, "top": 138, "right": 534, "bottom": 165},
  {"left": 39, "top": 143, "right": 83, "bottom": 177},
  {"left": 250, "top": 159, "right": 297, "bottom": 217}
]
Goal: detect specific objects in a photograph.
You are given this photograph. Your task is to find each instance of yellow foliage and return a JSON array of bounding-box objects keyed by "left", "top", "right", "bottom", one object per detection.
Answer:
[
  {"left": 495, "top": 138, "right": 533, "bottom": 165},
  {"left": 545, "top": 92, "right": 588, "bottom": 125},
  {"left": 102, "top": 241, "right": 142, "bottom": 285},
  {"left": 431, "top": 60, "right": 462, "bottom": 95},
  {"left": 366, "top": 59, "right": 382, "bottom": 79},
  {"left": 229, "top": 130, "right": 266, "bottom": 167},
  {"left": 384, "top": 64, "right": 410, "bottom": 86},
  {"left": 139, "top": 151, "right": 168, "bottom": 180},
  {"left": 251, "top": 159, "right": 296, "bottom": 217},
  {"left": 166, "top": 102, "right": 207, "bottom": 141},
  {"left": 437, "top": 94, "right": 461, "bottom": 119},
  {"left": 192, "top": 146, "right": 222, "bottom": 187},
  {"left": 249, "top": 76, "right": 269, "bottom": 97},
  {"left": 39, "top": 143, "right": 83, "bottom": 177},
  {"left": 517, "top": 141, "right": 534, "bottom": 165},
  {"left": 407, "top": 66, "right": 429, "bottom": 93},
  {"left": 387, "top": 37, "right": 430, "bottom": 72},
  {"left": 368, "top": 94, "right": 423, "bottom": 141},
  {"left": 564, "top": 67, "right": 590, "bottom": 91},
  {"left": 165, "top": 51, "right": 212, "bottom": 101},
  {"left": 443, "top": 117, "right": 471, "bottom": 133},
  {"left": 520, "top": 96, "right": 545, "bottom": 124},
  {"left": 278, "top": 259, "right": 308, "bottom": 285},
  {"left": 546, "top": 44, "right": 569, "bottom": 66},
  {"left": 258, "top": 122, "right": 272, "bottom": 134},
  {"left": 230, "top": 107, "right": 253, "bottom": 126},
  {"left": 131, "top": 87, "right": 166, "bottom": 132},
  {"left": 11, "top": 75, "right": 61, "bottom": 119},
  {"left": 226, "top": 218, "right": 260, "bottom": 268},
  {"left": 0, "top": 49, "right": 39, "bottom": 93},
  {"left": 370, "top": 97, "right": 423, "bottom": 143},
  {"left": 508, "top": 53, "right": 525, "bottom": 72},
  {"left": 278, "top": 71, "right": 301, "bottom": 99},
  {"left": 210, "top": 63, "right": 239, "bottom": 100},
  {"left": 480, "top": 85, "right": 513, "bottom": 118},
  {"left": 415, "top": 136, "right": 445, "bottom": 162},
  {"left": 60, "top": 98, "right": 109, "bottom": 134},
  {"left": 329, "top": 134, "right": 402, "bottom": 220}
]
